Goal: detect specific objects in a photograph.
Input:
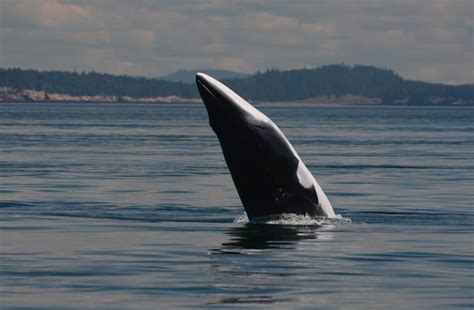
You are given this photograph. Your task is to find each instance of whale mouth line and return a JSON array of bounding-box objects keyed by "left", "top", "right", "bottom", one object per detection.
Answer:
[
  {"left": 196, "top": 79, "right": 218, "bottom": 104},
  {"left": 195, "top": 76, "right": 210, "bottom": 92},
  {"left": 196, "top": 73, "right": 226, "bottom": 102}
]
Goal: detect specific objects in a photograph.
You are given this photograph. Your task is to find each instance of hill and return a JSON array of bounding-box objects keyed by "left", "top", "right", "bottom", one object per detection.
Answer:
[
  {"left": 0, "top": 69, "right": 196, "bottom": 99},
  {"left": 224, "top": 65, "right": 473, "bottom": 105},
  {"left": 0, "top": 65, "right": 472, "bottom": 105},
  {"left": 159, "top": 69, "right": 249, "bottom": 83}
]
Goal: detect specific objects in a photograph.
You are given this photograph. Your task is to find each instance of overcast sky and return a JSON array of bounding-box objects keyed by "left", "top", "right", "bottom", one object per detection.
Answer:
[{"left": 0, "top": 0, "right": 472, "bottom": 84}]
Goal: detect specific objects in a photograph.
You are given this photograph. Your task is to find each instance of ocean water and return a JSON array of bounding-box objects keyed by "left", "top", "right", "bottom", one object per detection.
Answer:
[{"left": 0, "top": 103, "right": 473, "bottom": 309}]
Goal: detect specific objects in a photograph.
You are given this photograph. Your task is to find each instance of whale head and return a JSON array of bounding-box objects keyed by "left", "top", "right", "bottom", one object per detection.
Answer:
[
  {"left": 196, "top": 73, "right": 271, "bottom": 130},
  {"left": 196, "top": 73, "right": 335, "bottom": 219}
]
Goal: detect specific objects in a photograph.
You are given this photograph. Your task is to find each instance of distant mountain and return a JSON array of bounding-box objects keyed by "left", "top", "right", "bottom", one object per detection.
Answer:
[
  {"left": 0, "top": 65, "right": 472, "bottom": 105},
  {"left": 159, "top": 69, "right": 249, "bottom": 83}
]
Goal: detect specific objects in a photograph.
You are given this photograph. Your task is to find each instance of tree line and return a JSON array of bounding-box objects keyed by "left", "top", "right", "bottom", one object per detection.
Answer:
[
  {"left": 0, "top": 69, "right": 197, "bottom": 98},
  {"left": 1, "top": 65, "right": 472, "bottom": 104}
]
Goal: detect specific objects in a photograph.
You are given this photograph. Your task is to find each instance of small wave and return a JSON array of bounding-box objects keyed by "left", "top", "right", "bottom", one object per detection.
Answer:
[
  {"left": 0, "top": 202, "right": 237, "bottom": 224},
  {"left": 234, "top": 213, "right": 351, "bottom": 225},
  {"left": 346, "top": 210, "right": 474, "bottom": 226}
]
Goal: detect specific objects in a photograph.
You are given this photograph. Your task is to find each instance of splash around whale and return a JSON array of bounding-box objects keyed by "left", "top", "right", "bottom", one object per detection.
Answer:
[{"left": 196, "top": 73, "right": 336, "bottom": 220}]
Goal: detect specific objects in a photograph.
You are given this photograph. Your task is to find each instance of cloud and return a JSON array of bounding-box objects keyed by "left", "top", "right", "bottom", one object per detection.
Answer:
[
  {"left": 1, "top": 0, "right": 93, "bottom": 29},
  {"left": 0, "top": 0, "right": 472, "bottom": 84}
]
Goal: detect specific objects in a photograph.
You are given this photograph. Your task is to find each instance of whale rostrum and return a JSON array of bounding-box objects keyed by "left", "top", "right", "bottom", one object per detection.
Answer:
[{"left": 196, "top": 73, "right": 336, "bottom": 219}]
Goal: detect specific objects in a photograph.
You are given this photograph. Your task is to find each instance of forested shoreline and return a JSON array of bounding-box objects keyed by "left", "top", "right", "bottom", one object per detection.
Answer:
[{"left": 1, "top": 65, "right": 472, "bottom": 105}]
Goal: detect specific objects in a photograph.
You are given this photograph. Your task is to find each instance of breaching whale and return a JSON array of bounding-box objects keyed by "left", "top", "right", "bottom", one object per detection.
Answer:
[{"left": 196, "top": 73, "right": 336, "bottom": 220}]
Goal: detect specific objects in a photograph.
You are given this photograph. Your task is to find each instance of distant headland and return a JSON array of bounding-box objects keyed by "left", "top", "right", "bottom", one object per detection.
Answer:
[{"left": 0, "top": 65, "right": 472, "bottom": 105}]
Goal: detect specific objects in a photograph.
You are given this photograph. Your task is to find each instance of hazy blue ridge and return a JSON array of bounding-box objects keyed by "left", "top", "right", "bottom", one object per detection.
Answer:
[
  {"left": 0, "top": 64, "right": 472, "bottom": 104},
  {"left": 159, "top": 69, "right": 249, "bottom": 83}
]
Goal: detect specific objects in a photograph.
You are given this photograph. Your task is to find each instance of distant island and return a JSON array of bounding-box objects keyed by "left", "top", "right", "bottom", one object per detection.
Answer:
[{"left": 0, "top": 64, "right": 472, "bottom": 105}]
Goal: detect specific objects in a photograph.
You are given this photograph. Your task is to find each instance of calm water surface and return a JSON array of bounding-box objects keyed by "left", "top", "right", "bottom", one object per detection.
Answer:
[{"left": 0, "top": 103, "right": 473, "bottom": 309}]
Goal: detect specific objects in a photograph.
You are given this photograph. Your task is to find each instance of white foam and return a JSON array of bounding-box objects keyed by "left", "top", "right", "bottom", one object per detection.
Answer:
[{"left": 233, "top": 213, "right": 351, "bottom": 226}]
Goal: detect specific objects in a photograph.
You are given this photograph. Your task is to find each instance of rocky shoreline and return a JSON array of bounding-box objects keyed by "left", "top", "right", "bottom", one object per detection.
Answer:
[
  {"left": 0, "top": 87, "right": 201, "bottom": 104},
  {"left": 1, "top": 86, "right": 472, "bottom": 106}
]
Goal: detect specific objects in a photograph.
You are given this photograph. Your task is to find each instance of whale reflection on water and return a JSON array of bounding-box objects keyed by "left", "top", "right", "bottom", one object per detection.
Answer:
[
  {"left": 207, "top": 222, "right": 336, "bottom": 305},
  {"left": 211, "top": 220, "right": 336, "bottom": 253}
]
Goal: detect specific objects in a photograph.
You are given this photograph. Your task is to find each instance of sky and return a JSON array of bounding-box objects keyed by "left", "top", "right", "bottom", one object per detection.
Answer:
[{"left": 0, "top": 0, "right": 472, "bottom": 84}]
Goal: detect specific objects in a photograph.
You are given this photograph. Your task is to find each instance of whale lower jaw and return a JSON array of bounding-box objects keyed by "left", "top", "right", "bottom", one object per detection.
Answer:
[{"left": 196, "top": 73, "right": 336, "bottom": 219}]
